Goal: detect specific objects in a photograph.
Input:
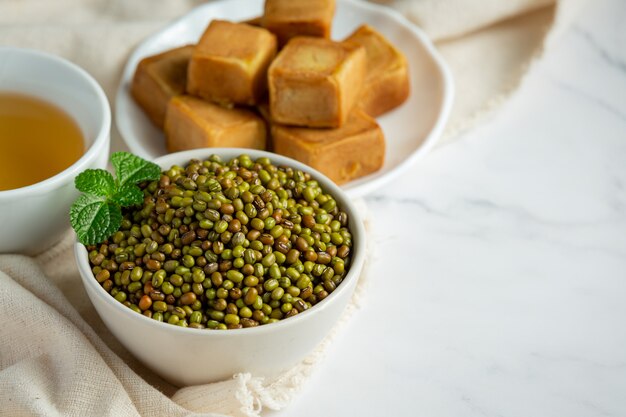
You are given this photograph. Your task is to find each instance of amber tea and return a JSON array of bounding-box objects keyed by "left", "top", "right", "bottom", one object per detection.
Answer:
[{"left": 0, "top": 92, "right": 85, "bottom": 191}]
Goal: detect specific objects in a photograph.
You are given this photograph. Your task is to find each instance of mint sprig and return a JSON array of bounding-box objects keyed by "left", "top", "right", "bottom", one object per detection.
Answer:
[{"left": 70, "top": 152, "right": 161, "bottom": 245}]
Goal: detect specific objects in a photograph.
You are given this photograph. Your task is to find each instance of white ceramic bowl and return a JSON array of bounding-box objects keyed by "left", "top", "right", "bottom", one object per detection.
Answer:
[
  {"left": 0, "top": 47, "right": 111, "bottom": 254},
  {"left": 75, "top": 148, "right": 366, "bottom": 387}
]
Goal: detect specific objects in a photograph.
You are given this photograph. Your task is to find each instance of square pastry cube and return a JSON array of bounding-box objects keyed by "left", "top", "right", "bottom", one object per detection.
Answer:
[
  {"left": 344, "top": 25, "right": 410, "bottom": 117},
  {"left": 165, "top": 95, "right": 266, "bottom": 152},
  {"left": 271, "top": 109, "right": 385, "bottom": 184},
  {"left": 269, "top": 37, "right": 366, "bottom": 128},
  {"left": 131, "top": 45, "right": 194, "bottom": 128},
  {"left": 262, "top": 0, "right": 335, "bottom": 46},
  {"left": 187, "top": 20, "right": 277, "bottom": 106}
]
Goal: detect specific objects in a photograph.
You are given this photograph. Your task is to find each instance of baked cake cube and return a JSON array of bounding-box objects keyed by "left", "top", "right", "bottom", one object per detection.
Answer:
[
  {"left": 187, "top": 20, "right": 277, "bottom": 106},
  {"left": 262, "top": 0, "right": 335, "bottom": 46},
  {"left": 130, "top": 45, "right": 194, "bottom": 128},
  {"left": 165, "top": 95, "right": 266, "bottom": 152},
  {"left": 271, "top": 109, "right": 385, "bottom": 184},
  {"left": 344, "top": 25, "right": 410, "bottom": 117},
  {"left": 268, "top": 37, "right": 366, "bottom": 128}
]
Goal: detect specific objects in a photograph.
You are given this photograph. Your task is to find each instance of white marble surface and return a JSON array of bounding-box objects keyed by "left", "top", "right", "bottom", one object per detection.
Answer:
[{"left": 278, "top": 0, "right": 626, "bottom": 415}]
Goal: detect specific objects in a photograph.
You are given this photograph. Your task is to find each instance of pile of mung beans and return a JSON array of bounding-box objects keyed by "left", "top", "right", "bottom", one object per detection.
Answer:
[{"left": 86, "top": 154, "right": 353, "bottom": 330}]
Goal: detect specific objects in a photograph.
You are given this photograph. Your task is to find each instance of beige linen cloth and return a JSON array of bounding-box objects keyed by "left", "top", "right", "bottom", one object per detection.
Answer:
[{"left": 0, "top": 1, "right": 586, "bottom": 416}]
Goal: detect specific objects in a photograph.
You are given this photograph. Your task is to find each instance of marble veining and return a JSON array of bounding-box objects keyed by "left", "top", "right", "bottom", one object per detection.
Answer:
[
  {"left": 572, "top": 25, "right": 626, "bottom": 73},
  {"left": 546, "top": 73, "right": 626, "bottom": 122}
]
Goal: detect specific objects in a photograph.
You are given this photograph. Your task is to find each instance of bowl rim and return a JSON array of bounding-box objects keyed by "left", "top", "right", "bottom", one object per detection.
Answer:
[
  {"left": 0, "top": 46, "right": 111, "bottom": 198},
  {"left": 75, "top": 148, "right": 366, "bottom": 337}
]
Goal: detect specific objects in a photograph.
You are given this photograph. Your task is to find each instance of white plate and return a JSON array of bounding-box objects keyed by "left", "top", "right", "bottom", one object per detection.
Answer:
[{"left": 116, "top": 0, "right": 454, "bottom": 198}]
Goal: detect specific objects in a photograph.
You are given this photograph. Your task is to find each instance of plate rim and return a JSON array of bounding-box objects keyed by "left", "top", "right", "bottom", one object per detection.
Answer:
[{"left": 115, "top": 0, "right": 455, "bottom": 198}]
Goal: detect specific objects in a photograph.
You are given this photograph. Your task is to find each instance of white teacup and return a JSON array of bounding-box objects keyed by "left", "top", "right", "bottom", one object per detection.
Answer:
[{"left": 0, "top": 47, "right": 111, "bottom": 254}]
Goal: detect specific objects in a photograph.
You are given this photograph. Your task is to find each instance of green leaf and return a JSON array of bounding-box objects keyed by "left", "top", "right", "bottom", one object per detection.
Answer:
[
  {"left": 110, "top": 152, "right": 161, "bottom": 188},
  {"left": 70, "top": 194, "right": 122, "bottom": 245},
  {"left": 75, "top": 169, "right": 115, "bottom": 197},
  {"left": 110, "top": 184, "right": 144, "bottom": 207},
  {"left": 70, "top": 152, "right": 160, "bottom": 246}
]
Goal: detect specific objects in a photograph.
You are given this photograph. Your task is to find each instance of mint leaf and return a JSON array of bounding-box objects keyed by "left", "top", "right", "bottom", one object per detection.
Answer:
[
  {"left": 70, "top": 152, "right": 161, "bottom": 246},
  {"left": 110, "top": 184, "right": 144, "bottom": 207},
  {"left": 70, "top": 194, "right": 122, "bottom": 245},
  {"left": 111, "top": 152, "right": 161, "bottom": 188},
  {"left": 75, "top": 169, "right": 115, "bottom": 197}
]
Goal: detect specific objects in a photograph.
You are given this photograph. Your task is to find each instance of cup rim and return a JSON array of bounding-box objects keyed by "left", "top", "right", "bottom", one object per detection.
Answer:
[
  {"left": 75, "top": 148, "right": 366, "bottom": 337},
  {"left": 0, "top": 46, "right": 111, "bottom": 198}
]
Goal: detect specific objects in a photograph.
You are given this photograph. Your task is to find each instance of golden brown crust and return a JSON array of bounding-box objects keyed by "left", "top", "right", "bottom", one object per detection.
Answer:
[
  {"left": 268, "top": 37, "right": 366, "bottom": 128},
  {"left": 344, "top": 24, "right": 410, "bottom": 117},
  {"left": 165, "top": 95, "right": 266, "bottom": 152},
  {"left": 130, "top": 45, "right": 194, "bottom": 129},
  {"left": 187, "top": 20, "right": 277, "bottom": 106},
  {"left": 271, "top": 110, "right": 385, "bottom": 184},
  {"left": 262, "top": 0, "right": 335, "bottom": 46}
]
